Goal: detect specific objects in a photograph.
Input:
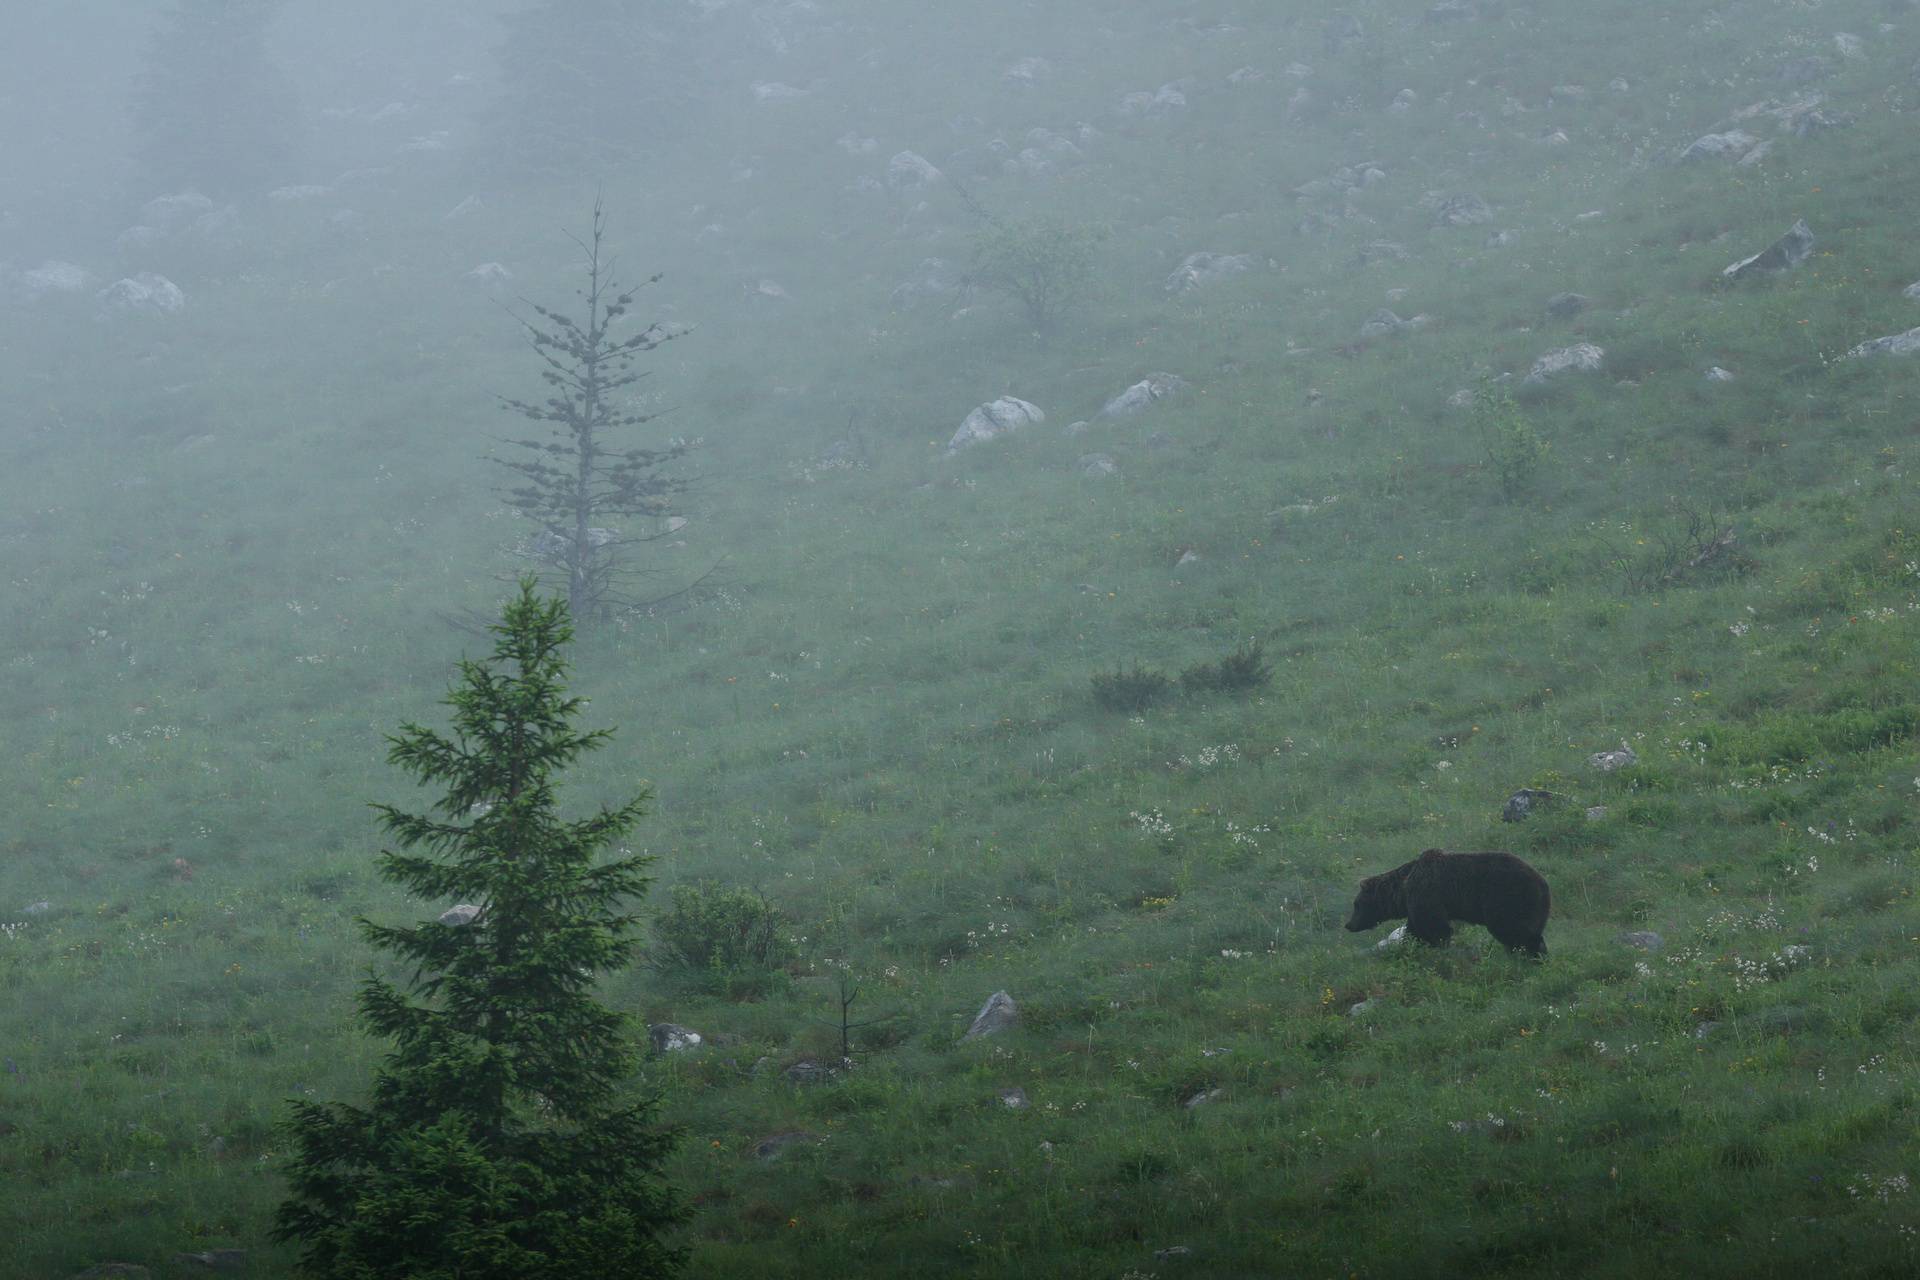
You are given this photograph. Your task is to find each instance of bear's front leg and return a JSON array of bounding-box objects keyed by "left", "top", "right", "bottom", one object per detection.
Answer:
[{"left": 1406, "top": 902, "right": 1453, "bottom": 947}]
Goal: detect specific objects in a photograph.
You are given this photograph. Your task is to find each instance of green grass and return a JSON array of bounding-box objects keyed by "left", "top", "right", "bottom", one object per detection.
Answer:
[{"left": 5, "top": 0, "right": 1920, "bottom": 1275}]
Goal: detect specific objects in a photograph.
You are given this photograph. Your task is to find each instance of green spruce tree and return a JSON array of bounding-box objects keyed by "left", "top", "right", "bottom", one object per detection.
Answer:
[{"left": 275, "top": 578, "right": 685, "bottom": 1279}]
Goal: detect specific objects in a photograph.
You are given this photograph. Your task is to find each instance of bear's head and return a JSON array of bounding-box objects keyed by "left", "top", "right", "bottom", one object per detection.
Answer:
[{"left": 1344, "top": 872, "right": 1402, "bottom": 932}]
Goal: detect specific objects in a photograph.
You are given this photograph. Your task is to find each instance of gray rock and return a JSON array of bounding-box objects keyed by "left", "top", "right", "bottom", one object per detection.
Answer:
[
  {"left": 1357, "top": 309, "right": 1403, "bottom": 339},
  {"left": 467, "top": 262, "right": 512, "bottom": 283},
  {"left": 1174, "top": 549, "right": 1202, "bottom": 569},
  {"left": 885, "top": 150, "right": 943, "bottom": 193},
  {"left": 1357, "top": 240, "right": 1408, "bottom": 263},
  {"left": 115, "top": 225, "right": 165, "bottom": 253},
  {"left": 1485, "top": 229, "right": 1515, "bottom": 248},
  {"left": 1100, "top": 373, "right": 1188, "bottom": 418},
  {"left": 1375, "top": 925, "right": 1408, "bottom": 950},
  {"left": 1705, "top": 366, "right": 1735, "bottom": 382},
  {"left": 964, "top": 990, "right": 1017, "bottom": 1039},
  {"left": 1430, "top": 193, "right": 1493, "bottom": 227},
  {"left": 1348, "top": 998, "right": 1379, "bottom": 1017},
  {"left": 750, "top": 1130, "right": 825, "bottom": 1160},
  {"left": 1904, "top": 281, "right": 1920, "bottom": 301},
  {"left": 1183, "top": 1087, "right": 1225, "bottom": 1109},
  {"left": 750, "top": 81, "right": 810, "bottom": 102},
  {"left": 1678, "top": 129, "right": 1758, "bottom": 162},
  {"left": 172, "top": 1251, "right": 247, "bottom": 1273},
  {"left": 782, "top": 1059, "right": 836, "bottom": 1085},
  {"left": 1586, "top": 742, "right": 1638, "bottom": 772},
  {"left": 997, "top": 1086, "right": 1030, "bottom": 1109},
  {"left": 1846, "top": 326, "right": 1920, "bottom": 359},
  {"left": 1693, "top": 1021, "right": 1721, "bottom": 1040},
  {"left": 1722, "top": 219, "right": 1814, "bottom": 280},
  {"left": 97, "top": 273, "right": 185, "bottom": 317},
  {"left": 21, "top": 901, "right": 52, "bottom": 916},
  {"left": 889, "top": 258, "right": 963, "bottom": 309},
  {"left": 22, "top": 261, "right": 90, "bottom": 298},
  {"left": 1076, "top": 452, "right": 1118, "bottom": 477},
  {"left": 1586, "top": 806, "right": 1610, "bottom": 821},
  {"left": 437, "top": 904, "right": 483, "bottom": 927},
  {"left": 1002, "top": 56, "right": 1052, "bottom": 83},
  {"left": 1776, "top": 56, "right": 1832, "bottom": 85},
  {"left": 1545, "top": 292, "right": 1589, "bottom": 319},
  {"left": 648, "top": 1023, "right": 703, "bottom": 1053},
  {"left": 1834, "top": 32, "right": 1866, "bottom": 61},
  {"left": 1155, "top": 1244, "right": 1195, "bottom": 1261},
  {"left": 1501, "top": 789, "right": 1565, "bottom": 823},
  {"left": 1119, "top": 84, "right": 1188, "bottom": 116},
  {"left": 68, "top": 1268, "right": 153, "bottom": 1280},
  {"left": 140, "top": 191, "right": 214, "bottom": 228},
  {"left": 948, "top": 397, "right": 1043, "bottom": 452},
  {"left": 1618, "top": 931, "right": 1664, "bottom": 952},
  {"left": 1165, "top": 252, "right": 1254, "bottom": 293},
  {"left": 1523, "top": 343, "right": 1605, "bottom": 385}
]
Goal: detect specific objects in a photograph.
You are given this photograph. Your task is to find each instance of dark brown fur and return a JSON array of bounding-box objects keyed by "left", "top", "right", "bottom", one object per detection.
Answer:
[{"left": 1345, "top": 849, "right": 1550, "bottom": 957}]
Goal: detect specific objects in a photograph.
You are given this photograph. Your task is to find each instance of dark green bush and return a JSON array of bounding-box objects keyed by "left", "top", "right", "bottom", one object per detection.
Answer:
[
  {"left": 1091, "top": 663, "right": 1174, "bottom": 712},
  {"left": 654, "top": 881, "right": 795, "bottom": 975},
  {"left": 1180, "top": 640, "right": 1273, "bottom": 696}
]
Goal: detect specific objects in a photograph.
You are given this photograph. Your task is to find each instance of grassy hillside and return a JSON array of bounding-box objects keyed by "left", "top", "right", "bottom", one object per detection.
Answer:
[{"left": 4, "top": 1, "right": 1920, "bottom": 1275}]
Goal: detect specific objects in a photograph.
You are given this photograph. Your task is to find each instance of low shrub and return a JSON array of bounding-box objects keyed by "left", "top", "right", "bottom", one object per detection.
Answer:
[
  {"left": 1092, "top": 662, "right": 1174, "bottom": 712},
  {"left": 653, "top": 880, "right": 795, "bottom": 976}
]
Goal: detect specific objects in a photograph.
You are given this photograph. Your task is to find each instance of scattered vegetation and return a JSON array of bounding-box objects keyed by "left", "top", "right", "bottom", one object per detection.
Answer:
[{"left": 1179, "top": 640, "right": 1273, "bottom": 696}]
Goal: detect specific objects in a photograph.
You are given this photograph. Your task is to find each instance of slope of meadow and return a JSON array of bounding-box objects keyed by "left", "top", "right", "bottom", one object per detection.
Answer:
[{"left": 3, "top": 2, "right": 1919, "bottom": 1275}]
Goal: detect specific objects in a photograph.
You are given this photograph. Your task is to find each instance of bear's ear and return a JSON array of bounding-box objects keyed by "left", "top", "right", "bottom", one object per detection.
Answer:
[{"left": 1418, "top": 848, "right": 1446, "bottom": 861}]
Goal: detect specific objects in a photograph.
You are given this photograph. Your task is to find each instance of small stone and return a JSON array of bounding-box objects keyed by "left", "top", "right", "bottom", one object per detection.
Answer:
[
  {"left": 1155, "top": 1245, "right": 1195, "bottom": 1261},
  {"left": 1076, "top": 452, "right": 1118, "bottom": 477},
  {"left": 172, "top": 1251, "right": 247, "bottom": 1273},
  {"left": 67, "top": 1267, "right": 153, "bottom": 1280},
  {"left": 782, "top": 1059, "right": 836, "bottom": 1085},
  {"left": 1586, "top": 742, "right": 1637, "bottom": 771},
  {"left": 1375, "top": 925, "right": 1408, "bottom": 950},
  {"left": 1617, "top": 931, "right": 1663, "bottom": 952},
  {"left": 1348, "top": 998, "right": 1379, "bottom": 1018},
  {"left": 1501, "top": 789, "right": 1563, "bottom": 823},
  {"left": 750, "top": 1130, "right": 825, "bottom": 1160},
  {"left": 997, "top": 1086, "right": 1029, "bottom": 1110},
  {"left": 1903, "top": 281, "right": 1920, "bottom": 301},
  {"left": 1545, "top": 292, "right": 1589, "bottom": 319},
  {"left": 1694, "top": 1021, "right": 1721, "bottom": 1040},
  {"left": 647, "top": 1023, "right": 703, "bottom": 1053},
  {"left": 965, "top": 990, "right": 1017, "bottom": 1039},
  {"left": 1705, "top": 366, "right": 1735, "bottom": 382},
  {"left": 21, "top": 901, "right": 52, "bottom": 916},
  {"left": 1585, "top": 806, "right": 1609, "bottom": 821},
  {"left": 1184, "top": 1087, "right": 1225, "bottom": 1109},
  {"left": 1523, "top": 343, "right": 1605, "bottom": 385},
  {"left": 1174, "top": 550, "right": 1202, "bottom": 569},
  {"left": 1723, "top": 220, "right": 1814, "bottom": 280},
  {"left": 436, "top": 904, "right": 482, "bottom": 927},
  {"left": 1099, "top": 372, "right": 1188, "bottom": 419}
]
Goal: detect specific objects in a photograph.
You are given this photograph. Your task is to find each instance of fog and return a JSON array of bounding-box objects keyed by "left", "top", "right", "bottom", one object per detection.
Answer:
[{"left": 5, "top": 1, "right": 1920, "bottom": 1275}]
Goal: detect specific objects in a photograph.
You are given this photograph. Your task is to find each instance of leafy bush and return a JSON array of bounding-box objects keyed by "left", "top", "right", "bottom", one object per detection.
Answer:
[
  {"left": 654, "top": 881, "right": 795, "bottom": 975},
  {"left": 1091, "top": 663, "right": 1174, "bottom": 712},
  {"left": 1180, "top": 640, "right": 1273, "bottom": 696},
  {"left": 970, "top": 215, "right": 1104, "bottom": 333},
  {"left": 1472, "top": 383, "right": 1547, "bottom": 499}
]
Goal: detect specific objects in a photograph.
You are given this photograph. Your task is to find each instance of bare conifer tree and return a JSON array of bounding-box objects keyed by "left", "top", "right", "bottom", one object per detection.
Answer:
[{"left": 496, "top": 201, "right": 694, "bottom": 623}]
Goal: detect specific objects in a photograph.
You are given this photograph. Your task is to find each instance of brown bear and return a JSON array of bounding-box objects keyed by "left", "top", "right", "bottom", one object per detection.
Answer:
[{"left": 1344, "top": 849, "right": 1550, "bottom": 957}]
